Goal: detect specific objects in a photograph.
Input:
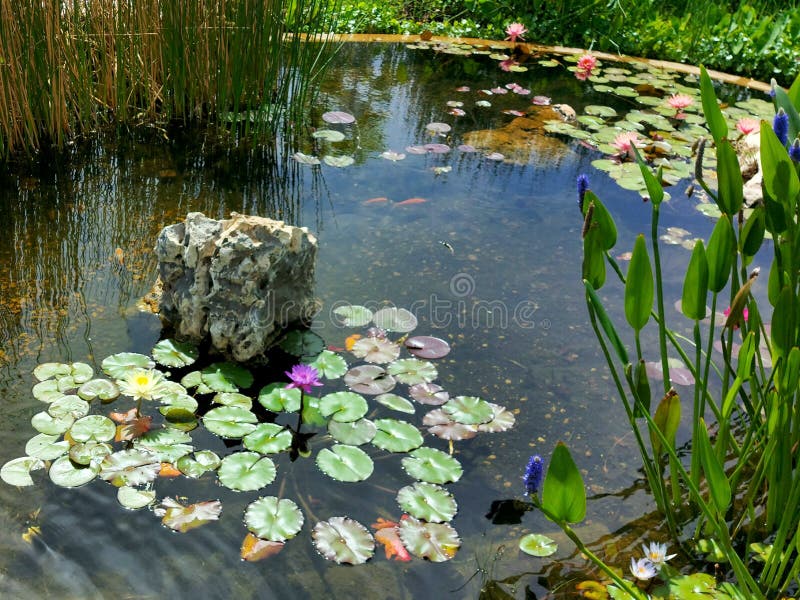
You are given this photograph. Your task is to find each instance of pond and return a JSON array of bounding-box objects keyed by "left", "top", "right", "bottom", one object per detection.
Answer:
[{"left": 0, "top": 41, "right": 774, "bottom": 598}]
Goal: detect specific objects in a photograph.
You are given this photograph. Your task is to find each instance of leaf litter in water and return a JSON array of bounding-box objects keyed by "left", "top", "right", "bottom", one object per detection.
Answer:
[
  {"left": 312, "top": 517, "right": 375, "bottom": 564},
  {"left": 155, "top": 497, "right": 222, "bottom": 533},
  {"left": 241, "top": 533, "right": 285, "bottom": 562}
]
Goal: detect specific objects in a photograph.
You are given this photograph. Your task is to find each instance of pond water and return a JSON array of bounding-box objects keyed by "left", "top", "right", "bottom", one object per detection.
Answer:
[{"left": 0, "top": 42, "right": 771, "bottom": 598}]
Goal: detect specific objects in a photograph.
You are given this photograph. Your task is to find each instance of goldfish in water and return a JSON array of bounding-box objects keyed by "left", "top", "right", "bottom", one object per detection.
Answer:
[{"left": 395, "top": 197, "right": 427, "bottom": 206}]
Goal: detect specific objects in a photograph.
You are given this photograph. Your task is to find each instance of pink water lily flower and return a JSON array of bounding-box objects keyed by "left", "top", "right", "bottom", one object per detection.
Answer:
[
  {"left": 499, "top": 58, "right": 518, "bottom": 72},
  {"left": 285, "top": 364, "right": 323, "bottom": 394},
  {"left": 667, "top": 93, "right": 694, "bottom": 110},
  {"left": 611, "top": 131, "right": 642, "bottom": 154},
  {"left": 736, "top": 117, "right": 760, "bottom": 135},
  {"left": 505, "top": 22, "right": 527, "bottom": 43},
  {"left": 576, "top": 54, "right": 597, "bottom": 72}
]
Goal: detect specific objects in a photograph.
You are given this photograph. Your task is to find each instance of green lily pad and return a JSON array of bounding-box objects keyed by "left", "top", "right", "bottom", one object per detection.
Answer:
[
  {"left": 401, "top": 447, "right": 463, "bottom": 484},
  {"left": 317, "top": 444, "right": 374, "bottom": 482},
  {"left": 218, "top": 452, "right": 276, "bottom": 491},
  {"left": 117, "top": 486, "right": 156, "bottom": 510},
  {"left": 312, "top": 517, "right": 375, "bottom": 564},
  {"left": 33, "top": 362, "right": 72, "bottom": 382},
  {"left": 585, "top": 105, "right": 618, "bottom": 118},
  {"left": 398, "top": 516, "right": 460, "bottom": 562},
  {"left": 312, "top": 129, "right": 346, "bottom": 142},
  {"left": 1, "top": 456, "right": 46, "bottom": 486},
  {"left": 48, "top": 395, "right": 90, "bottom": 420},
  {"left": 293, "top": 152, "right": 321, "bottom": 165},
  {"left": 68, "top": 441, "right": 112, "bottom": 466},
  {"left": 279, "top": 330, "right": 325, "bottom": 358},
  {"left": 308, "top": 350, "right": 348, "bottom": 379},
  {"left": 244, "top": 496, "right": 304, "bottom": 542},
  {"left": 134, "top": 429, "right": 193, "bottom": 462},
  {"left": 397, "top": 482, "right": 457, "bottom": 522},
  {"left": 371, "top": 418, "right": 423, "bottom": 453},
  {"left": 319, "top": 391, "right": 369, "bottom": 423},
  {"left": 101, "top": 352, "right": 154, "bottom": 378},
  {"left": 258, "top": 383, "right": 302, "bottom": 413},
  {"left": 32, "top": 380, "right": 63, "bottom": 403},
  {"left": 49, "top": 455, "right": 100, "bottom": 488},
  {"left": 344, "top": 365, "right": 396, "bottom": 395},
  {"left": 69, "top": 415, "right": 116, "bottom": 443},
  {"left": 519, "top": 533, "right": 558, "bottom": 557},
  {"left": 372, "top": 307, "right": 417, "bottom": 332},
  {"left": 212, "top": 392, "right": 253, "bottom": 409},
  {"left": 203, "top": 406, "right": 258, "bottom": 438},
  {"left": 69, "top": 362, "right": 94, "bottom": 384},
  {"left": 423, "top": 408, "right": 479, "bottom": 441},
  {"left": 77, "top": 378, "right": 120, "bottom": 402},
  {"left": 476, "top": 403, "right": 516, "bottom": 432},
  {"left": 387, "top": 358, "right": 437, "bottom": 385},
  {"left": 152, "top": 339, "right": 199, "bottom": 368},
  {"left": 333, "top": 305, "right": 375, "bottom": 327},
  {"left": 100, "top": 449, "right": 161, "bottom": 487},
  {"left": 201, "top": 363, "right": 253, "bottom": 393},
  {"left": 177, "top": 450, "right": 221, "bottom": 478},
  {"left": 323, "top": 155, "right": 355, "bottom": 168},
  {"left": 243, "top": 423, "right": 293, "bottom": 454},
  {"left": 442, "top": 396, "right": 495, "bottom": 425},
  {"left": 375, "top": 393, "right": 415, "bottom": 414},
  {"left": 351, "top": 337, "right": 400, "bottom": 364},
  {"left": 327, "top": 418, "right": 377, "bottom": 445},
  {"left": 30, "top": 410, "right": 74, "bottom": 435},
  {"left": 156, "top": 497, "right": 223, "bottom": 533}
]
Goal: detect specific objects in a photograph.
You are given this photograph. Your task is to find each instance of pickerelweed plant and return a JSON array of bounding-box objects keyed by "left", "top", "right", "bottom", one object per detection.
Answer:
[
  {"left": 523, "top": 68, "right": 800, "bottom": 598},
  {"left": 1, "top": 305, "right": 514, "bottom": 565}
]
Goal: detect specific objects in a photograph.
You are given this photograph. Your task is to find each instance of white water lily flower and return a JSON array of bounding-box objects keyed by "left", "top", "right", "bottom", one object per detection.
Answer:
[
  {"left": 630, "top": 557, "right": 657, "bottom": 580},
  {"left": 118, "top": 369, "right": 167, "bottom": 402},
  {"left": 642, "top": 541, "right": 677, "bottom": 567}
]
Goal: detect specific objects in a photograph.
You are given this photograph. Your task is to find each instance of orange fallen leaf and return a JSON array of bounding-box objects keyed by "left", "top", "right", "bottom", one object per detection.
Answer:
[
  {"left": 241, "top": 533, "right": 285, "bottom": 561},
  {"left": 159, "top": 463, "right": 182, "bottom": 477}
]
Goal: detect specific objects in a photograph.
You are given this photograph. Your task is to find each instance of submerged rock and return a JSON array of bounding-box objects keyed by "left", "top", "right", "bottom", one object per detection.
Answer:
[{"left": 155, "top": 212, "right": 319, "bottom": 362}]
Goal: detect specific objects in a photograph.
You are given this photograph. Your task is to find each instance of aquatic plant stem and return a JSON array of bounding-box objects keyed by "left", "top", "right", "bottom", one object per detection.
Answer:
[{"left": 650, "top": 204, "right": 672, "bottom": 393}]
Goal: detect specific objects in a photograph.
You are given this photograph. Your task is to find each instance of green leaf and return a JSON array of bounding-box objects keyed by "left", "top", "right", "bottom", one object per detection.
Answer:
[
  {"left": 624, "top": 234, "right": 653, "bottom": 331},
  {"left": 699, "top": 66, "right": 729, "bottom": 145},
  {"left": 386, "top": 358, "right": 437, "bottom": 385},
  {"left": 133, "top": 429, "right": 193, "bottom": 462},
  {"left": 319, "top": 391, "right": 369, "bottom": 423},
  {"left": 258, "top": 383, "right": 302, "bottom": 413},
  {"left": 33, "top": 362, "right": 72, "bottom": 382},
  {"left": 442, "top": 396, "right": 494, "bottom": 425},
  {"left": 312, "top": 517, "right": 375, "bottom": 564},
  {"left": 328, "top": 418, "right": 377, "bottom": 445},
  {"left": 632, "top": 147, "right": 664, "bottom": 206},
  {"left": 697, "top": 418, "right": 731, "bottom": 515},
  {"left": 371, "top": 418, "right": 424, "bottom": 453},
  {"left": 771, "top": 286, "right": 793, "bottom": 358},
  {"left": 101, "top": 352, "right": 154, "bottom": 379},
  {"left": 706, "top": 218, "right": 736, "bottom": 292},
  {"left": 32, "top": 380, "right": 64, "bottom": 403},
  {"left": 279, "top": 329, "right": 325, "bottom": 358},
  {"left": 541, "top": 442, "right": 586, "bottom": 524},
  {"left": 100, "top": 449, "right": 161, "bottom": 487},
  {"left": 176, "top": 450, "right": 221, "bottom": 478},
  {"left": 519, "top": 533, "right": 558, "bottom": 557},
  {"left": 402, "top": 447, "right": 463, "bottom": 484},
  {"left": 740, "top": 207, "right": 765, "bottom": 262},
  {"left": 212, "top": 392, "right": 252, "bottom": 409},
  {"left": 585, "top": 281, "right": 629, "bottom": 364},
  {"left": 48, "top": 395, "right": 90, "bottom": 420},
  {"left": 49, "top": 455, "right": 100, "bottom": 488},
  {"left": 1, "top": 456, "right": 46, "bottom": 486},
  {"left": 243, "top": 423, "right": 293, "bottom": 454},
  {"left": 681, "top": 241, "right": 709, "bottom": 320},
  {"left": 373, "top": 307, "right": 418, "bottom": 332},
  {"left": 77, "top": 379, "right": 120, "bottom": 402},
  {"left": 650, "top": 390, "right": 680, "bottom": 457},
  {"left": 308, "top": 350, "right": 348, "bottom": 379},
  {"left": 715, "top": 141, "right": 743, "bottom": 215},
  {"left": 375, "top": 393, "right": 415, "bottom": 414},
  {"left": 582, "top": 224, "right": 606, "bottom": 290},
  {"left": 333, "top": 305, "right": 374, "bottom": 326},
  {"left": 397, "top": 482, "right": 457, "bottom": 522},
  {"left": 218, "top": 452, "right": 276, "bottom": 491},
  {"left": 736, "top": 332, "right": 757, "bottom": 382},
  {"left": 201, "top": 363, "right": 253, "bottom": 393},
  {"left": 69, "top": 441, "right": 112, "bottom": 467},
  {"left": 761, "top": 126, "right": 800, "bottom": 208},
  {"left": 30, "top": 411, "right": 74, "bottom": 435},
  {"left": 24, "top": 433, "right": 69, "bottom": 460},
  {"left": 774, "top": 84, "right": 800, "bottom": 143},
  {"left": 582, "top": 191, "right": 617, "bottom": 249},
  {"left": 117, "top": 486, "right": 156, "bottom": 510},
  {"left": 316, "top": 444, "right": 374, "bottom": 482},
  {"left": 244, "top": 496, "right": 304, "bottom": 542},
  {"left": 69, "top": 415, "right": 116, "bottom": 443},
  {"left": 398, "top": 516, "right": 460, "bottom": 562},
  {"left": 151, "top": 339, "right": 199, "bottom": 368},
  {"left": 202, "top": 406, "right": 258, "bottom": 438},
  {"left": 344, "top": 365, "right": 397, "bottom": 394}
]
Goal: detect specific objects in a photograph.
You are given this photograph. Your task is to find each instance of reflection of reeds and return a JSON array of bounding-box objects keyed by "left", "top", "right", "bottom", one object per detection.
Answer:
[{"left": 0, "top": 0, "right": 338, "bottom": 157}]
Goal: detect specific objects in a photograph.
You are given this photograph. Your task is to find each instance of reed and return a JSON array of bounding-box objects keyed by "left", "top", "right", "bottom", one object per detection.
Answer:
[{"left": 0, "top": 0, "right": 339, "bottom": 158}]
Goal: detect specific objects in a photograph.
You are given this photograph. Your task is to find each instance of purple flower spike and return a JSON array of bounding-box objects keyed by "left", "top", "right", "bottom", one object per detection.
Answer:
[
  {"left": 790, "top": 139, "right": 800, "bottom": 163},
  {"left": 576, "top": 174, "right": 590, "bottom": 212},
  {"left": 773, "top": 108, "right": 789, "bottom": 146},
  {"left": 523, "top": 455, "right": 544, "bottom": 496},
  {"left": 285, "top": 364, "right": 323, "bottom": 394}
]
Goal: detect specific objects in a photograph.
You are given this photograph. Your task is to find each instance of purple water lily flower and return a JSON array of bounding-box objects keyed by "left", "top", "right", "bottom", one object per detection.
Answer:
[{"left": 285, "top": 364, "right": 323, "bottom": 394}]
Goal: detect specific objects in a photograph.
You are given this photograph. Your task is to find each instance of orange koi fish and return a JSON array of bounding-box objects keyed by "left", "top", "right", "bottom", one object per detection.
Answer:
[
  {"left": 363, "top": 197, "right": 390, "bottom": 205},
  {"left": 395, "top": 197, "right": 427, "bottom": 206}
]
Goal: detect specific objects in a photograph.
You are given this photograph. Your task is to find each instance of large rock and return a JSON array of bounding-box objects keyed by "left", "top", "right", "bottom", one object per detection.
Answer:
[{"left": 155, "top": 212, "right": 318, "bottom": 362}]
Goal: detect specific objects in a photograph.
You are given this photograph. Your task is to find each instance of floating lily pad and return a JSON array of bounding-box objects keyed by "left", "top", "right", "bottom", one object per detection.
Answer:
[
  {"left": 397, "top": 482, "right": 457, "bottom": 522},
  {"left": 49, "top": 455, "right": 100, "bottom": 488},
  {"left": 293, "top": 152, "right": 320, "bottom": 165},
  {"left": 402, "top": 447, "right": 463, "bottom": 484},
  {"left": 279, "top": 330, "right": 325, "bottom": 358},
  {"left": 423, "top": 409, "right": 478, "bottom": 441},
  {"left": 243, "top": 424, "right": 293, "bottom": 454},
  {"left": 201, "top": 363, "right": 253, "bottom": 393},
  {"left": 30, "top": 411, "right": 74, "bottom": 435},
  {"left": 323, "top": 155, "right": 355, "bottom": 168},
  {"left": 317, "top": 444, "right": 374, "bottom": 482},
  {"left": 77, "top": 378, "right": 120, "bottom": 402},
  {"left": 319, "top": 391, "right": 369, "bottom": 422},
  {"left": 333, "top": 305, "right": 374, "bottom": 327},
  {"left": 425, "top": 122, "right": 451, "bottom": 134},
  {"left": 134, "top": 428, "right": 193, "bottom": 462},
  {"left": 33, "top": 362, "right": 72, "bottom": 382},
  {"left": 177, "top": 450, "right": 221, "bottom": 478},
  {"left": 645, "top": 359, "right": 695, "bottom": 386},
  {"left": 312, "top": 129, "right": 346, "bottom": 142},
  {"left": 203, "top": 406, "right": 258, "bottom": 438},
  {"left": 404, "top": 336, "right": 451, "bottom": 359},
  {"left": 157, "top": 497, "right": 222, "bottom": 533},
  {"left": 313, "top": 517, "right": 375, "bottom": 565},
  {"left": 398, "top": 516, "right": 460, "bottom": 562},
  {"left": 375, "top": 393, "right": 415, "bottom": 414},
  {"left": 1, "top": 456, "right": 46, "bottom": 486},
  {"left": 520, "top": 533, "right": 558, "bottom": 557},
  {"left": 476, "top": 403, "right": 516, "bottom": 433},
  {"left": 442, "top": 396, "right": 494, "bottom": 425},
  {"left": 322, "top": 111, "right": 356, "bottom": 124},
  {"left": 585, "top": 105, "right": 618, "bottom": 118},
  {"left": 117, "top": 486, "right": 156, "bottom": 510},
  {"left": 32, "top": 380, "right": 63, "bottom": 403},
  {"left": 351, "top": 337, "right": 401, "bottom": 364},
  {"left": 424, "top": 143, "right": 451, "bottom": 153},
  {"left": 48, "top": 395, "right": 90, "bottom": 420},
  {"left": 387, "top": 359, "right": 437, "bottom": 385},
  {"left": 69, "top": 415, "right": 116, "bottom": 443},
  {"left": 258, "top": 384, "right": 302, "bottom": 413},
  {"left": 344, "top": 365, "right": 396, "bottom": 395},
  {"left": 328, "top": 418, "right": 377, "bottom": 445},
  {"left": 371, "top": 418, "right": 423, "bottom": 453},
  {"left": 372, "top": 307, "right": 418, "bottom": 333},
  {"left": 152, "top": 339, "right": 199, "bottom": 368},
  {"left": 409, "top": 382, "right": 449, "bottom": 405},
  {"left": 244, "top": 496, "right": 304, "bottom": 542},
  {"left": 308, "top": 350, "right": 347, "bottom": 379},
  {"left": 69, "top": 441, "right": 112, "bottom": 466},
  {"left": 101, "top": 352, "right": 154, "bottom": 378},
  {"left": 218, "top": 452, "right": 276, "bottom": 491},
  {"left": 100, "top": 449, "right": 161, "bottom": 487},
  {"left": 212, "top": 392, "right": 252, "bottom": 409},
  {"left": 25, "top": 433, "right": 69, "bottom": 460}
]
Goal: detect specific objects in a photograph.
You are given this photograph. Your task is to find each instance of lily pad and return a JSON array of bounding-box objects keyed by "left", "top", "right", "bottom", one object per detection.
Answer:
[
  {"left": 203, "top": 406, "right": 258, "bottom": 438},
  {"left": 279, "top": 330, "right": 325, "bottom": 358},
  {"left": 375, "top": 393, "right": 415, "bottom": 414},
  {"left": 69, "top": 415, "right": 116, "bottom": 443},
  {"left": 333, "top": 305, "right": 374, "bottom": 327},
  {"left": 156, "top": 497, "right": 222, "bottom": 533},
  {"left": 402, "top": 447, "right": 463, "bottom": 484},
  {"left": 244, "top": 496, "right": 304, "bottom": 542},
  {"left": 117, "top": 486, "right": 156, "bottom": 510},
  {"left": 212, "top": 392, "right": 253, "bottom": 409},
  {"left": 308, "top": 350, "right": 348, "bottom": 379},
  {"left": 258, "top": 384, "right": 302, "bottom": 413},
  {"left": 77, "top": 379, "right": 120, "bottom": 402},
  {"left": 404, "top": 336, "right": 451, "bottom": 359},
  {"left": 33, "top": 362, "right": 72, "bottom": 382},
  {"left": 25, "top": 433, "right": 69, "bottom": 460},
  {"left": 293, "top": 152, "right": 321, "bottom": 165},
  {"left": 442, "top": 396, "right": 494, "bottom": 425},
  {"left": 49, "top": 455, "right": 100, "bottom": 488},
  {"left": 423, "top": 409, "right": 479, "bottom": 441},
  {"left": 312, "top": 517, "right": 375, "bottom": 565},
  {"left": 387, "top": 359, "right": 437, "bottom": 385},
  {"left": 328, "top": 418, "right": 377, "bottom": 445},
  {"left": 585, "top": 105, "right": 618, "bottom": 118},
  {"left": 319, "top": 391, "right": 369, "bottom": 423},
  {"left": 177, "top": 450, "right": 221, "bottom": 478},
  {"left": 243, "top": 423, "right": 293, "bottom": 454},
  {"left": 201, "top": 363, "right": 253, "bottom": 393},
  {"left": 218, "top": 452, "right": 276, "bottom": 491},
  {"left": 101, "top": 352, "right": 154, "bottom": 378},
  {"left": 1, "top": 456, "right": 46, "bottom": 486},
  {"left": 476, "top": 403, "right": 516, "bottom": 432},
  {"left": 351, "top": 337, "right": 401, "bottom": 364},
  {"left": 312, "top": 129, "right": 346, "bottom": 142},
  {"left": 134, "top": 429, "right": 193, "bottom": 462},
  {"left": 322, "top": 111, "right": 356, "bottom": 124},
  {"left": 317, "top": 444, "right": 374, "bottom": 482},
  {"left": 48, "top": 395, "right": 90, "bottom": 420},
  {"left": 100, "top": 449, "right": 161, "bottom": 487},
  {"left": 645, "top": 359, "right": 696, "bottom": 386},
  {"left": 323, "top": 155, "right": 355, "bottom": 168},
  {"left": 425, "top": 122, "right": 451, "bottom": 134},
  {"left": 397, "top": 482, "right": 457, "bottom": 522},
  {"left": 30, "top": 410, "right": 74, "bottom": 435},
  {"left": 344, "top": 365, "right": 396, "bottom": 395},
  {"left": 151, "top": 339, "right": 199, "bottom": 368},
  {"left": 372, "top": 307, "right": 418, "bottom": 333},
  {"left": 398, "top": 516, "right": 460, "bottom": 562},
  {"left": 409, "top": 382, "right": 450, "bottom": 405},
  {"left": 68, "top": 441, "right": 112, "bottom": 467},
  {"left": 519, "top": 533, "right": 558, "bottom": 557},
  {"left": 32, "top": 380, "right": 63, "bottom": 403},
  {"left": 371, "top": 418, "right": 423, "bottom": 453}
]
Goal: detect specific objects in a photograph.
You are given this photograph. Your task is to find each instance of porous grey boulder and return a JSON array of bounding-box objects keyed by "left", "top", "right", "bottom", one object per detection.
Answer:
[{"left": 155, "top": 212, "right": 318, "bottom": 362}]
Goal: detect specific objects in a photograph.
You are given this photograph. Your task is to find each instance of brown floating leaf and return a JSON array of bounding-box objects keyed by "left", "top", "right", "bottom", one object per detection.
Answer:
[{"left": 240, "top": 533, "right": 285, "bottom": 561}]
